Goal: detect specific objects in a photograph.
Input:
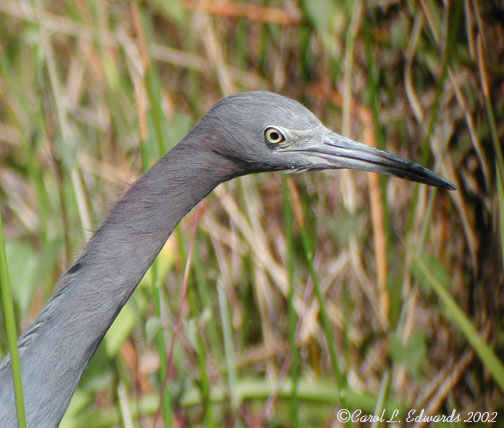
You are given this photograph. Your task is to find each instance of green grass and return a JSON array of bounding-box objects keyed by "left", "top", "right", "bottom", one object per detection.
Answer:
[
  {"left": 0, "top": 206, "right": 26, "bottom": 427},
  {"left": 0, "top": 1, "right": 502, "bottom": 427}
]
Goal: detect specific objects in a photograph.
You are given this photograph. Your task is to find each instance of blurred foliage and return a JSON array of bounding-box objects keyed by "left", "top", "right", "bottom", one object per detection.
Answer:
[{"left": 0, "top": 0, "right": 503, "bottom": 427}]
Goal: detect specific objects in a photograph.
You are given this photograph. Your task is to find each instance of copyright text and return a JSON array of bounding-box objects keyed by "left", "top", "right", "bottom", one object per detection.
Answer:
[{"left": 335, "top": 408, "right": 498, "bottom": 424}]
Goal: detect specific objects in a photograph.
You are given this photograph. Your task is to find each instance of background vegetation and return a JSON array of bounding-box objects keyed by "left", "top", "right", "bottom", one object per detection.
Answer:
[{"left": 0, "top": 0, "right": 503, "bottom": 426}]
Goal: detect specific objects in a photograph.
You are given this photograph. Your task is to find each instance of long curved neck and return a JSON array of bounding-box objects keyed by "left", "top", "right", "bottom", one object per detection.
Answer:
[{"left": 0, "top": 136, "right": 236, "bottom": 427}]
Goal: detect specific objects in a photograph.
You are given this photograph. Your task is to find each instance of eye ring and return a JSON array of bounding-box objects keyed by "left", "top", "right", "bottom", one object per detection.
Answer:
[{"left": 264, "top": 127, "right": 285, "bottom": 144}]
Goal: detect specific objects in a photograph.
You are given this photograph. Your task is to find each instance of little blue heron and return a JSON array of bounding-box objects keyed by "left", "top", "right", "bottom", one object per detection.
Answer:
[{"left": 0, "top": 91, "right": 455, "bottom": 427}]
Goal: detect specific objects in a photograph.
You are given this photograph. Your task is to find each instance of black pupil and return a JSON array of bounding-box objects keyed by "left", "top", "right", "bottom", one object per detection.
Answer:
[{"left": 269, "top": 131, "right": 280, "bottom": 141}]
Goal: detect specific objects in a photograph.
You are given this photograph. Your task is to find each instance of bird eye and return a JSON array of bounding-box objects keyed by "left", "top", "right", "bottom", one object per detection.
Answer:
[{"left": 264, "top": 127, "right": 285, "bottom": 144}]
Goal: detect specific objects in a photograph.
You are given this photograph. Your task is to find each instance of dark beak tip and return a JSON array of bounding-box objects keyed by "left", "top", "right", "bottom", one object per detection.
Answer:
[
  {"left": 447, "top": 182, "right": 458, "bottom": 191},
  {"left": 438, "top": 179, "right": 457, "bottom": 191}
]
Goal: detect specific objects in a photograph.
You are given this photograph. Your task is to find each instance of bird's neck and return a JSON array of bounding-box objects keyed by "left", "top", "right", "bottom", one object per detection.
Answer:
[
  {"left": 64, "top": 139, "right": 232, "bottom": 332},
  {"left": 0, "top": 137, "right": 236, "bottom": 427}
]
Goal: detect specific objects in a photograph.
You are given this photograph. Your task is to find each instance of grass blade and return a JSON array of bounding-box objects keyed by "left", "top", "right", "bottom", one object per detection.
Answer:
[
  {"left": 413, "top": 254, "right": 504, "bottom": 391},
  {"left": 283, "top": 177, "right": 299, "bottom": 427},
  {"left": 0, "top": 210, "right": 26, "bottom": 428}
]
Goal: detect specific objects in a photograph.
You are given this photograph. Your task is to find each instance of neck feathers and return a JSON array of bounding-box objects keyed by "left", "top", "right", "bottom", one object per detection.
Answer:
[{"left": 0, "top": 136, "right": 235, "bottom": 427}]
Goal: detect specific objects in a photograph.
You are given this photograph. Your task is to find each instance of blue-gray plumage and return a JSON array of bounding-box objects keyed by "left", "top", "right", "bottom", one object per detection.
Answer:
[{"left": 0, "top": 91, "right": 455, "bottom": 427}]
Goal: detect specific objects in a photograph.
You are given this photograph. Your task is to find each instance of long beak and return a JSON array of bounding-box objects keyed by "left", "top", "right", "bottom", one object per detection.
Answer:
[{"left": 303, "top": 131, "right": 456, "bottom": 190}]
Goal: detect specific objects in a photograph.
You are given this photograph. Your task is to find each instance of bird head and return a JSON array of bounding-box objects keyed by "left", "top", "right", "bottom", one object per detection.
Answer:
[{"left": 194, "top": 91, "right": 456, "bottom": 190}]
